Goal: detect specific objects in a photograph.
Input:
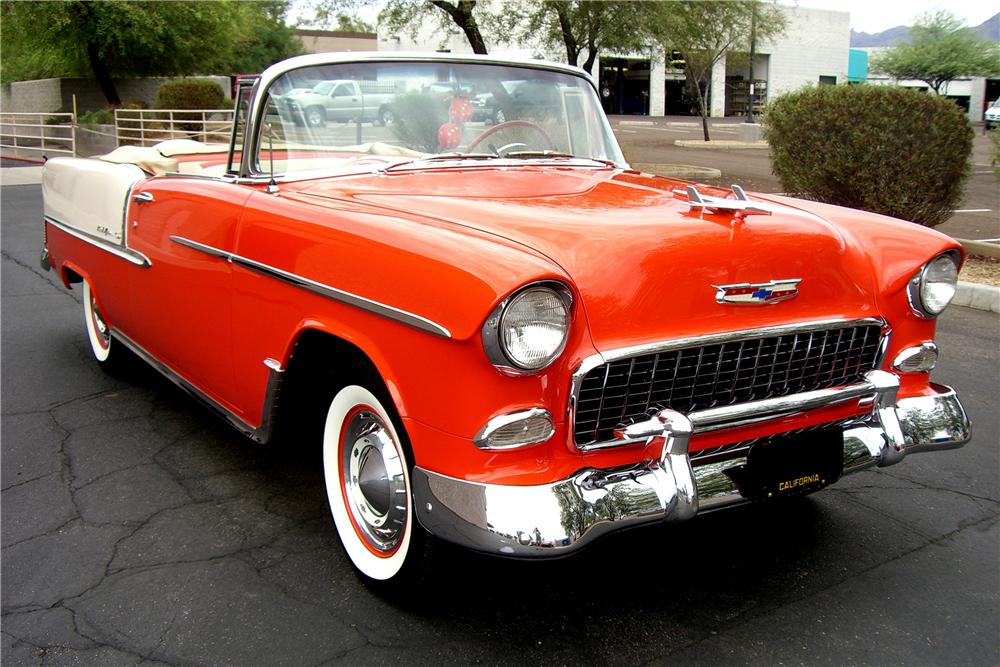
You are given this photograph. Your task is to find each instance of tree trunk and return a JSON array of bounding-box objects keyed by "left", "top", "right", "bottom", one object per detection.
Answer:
[
  {"left": 554, "top": 5, "right": 579, "bottom": 67},
  {"left": 687, "top": 69, "right": 711, "bottom": 141},
  {"left": 430, "top": 0, "right": 488, "bottom": 55},
  {"left": 86, "top": 41, "right": 121, "bottom": 106},
  {"left": 72, "top": 1, "right": 121, "bottom": 106}
]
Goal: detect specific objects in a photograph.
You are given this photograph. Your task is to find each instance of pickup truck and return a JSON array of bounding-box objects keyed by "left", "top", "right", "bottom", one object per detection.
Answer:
[{"left": 277, "top": 79, "right": 400, "bottom": 127}]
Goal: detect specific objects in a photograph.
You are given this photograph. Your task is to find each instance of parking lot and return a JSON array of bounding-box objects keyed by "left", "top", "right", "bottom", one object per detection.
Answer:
[{"left": 2, "top": 144, "right": 998, "bottom": 663}]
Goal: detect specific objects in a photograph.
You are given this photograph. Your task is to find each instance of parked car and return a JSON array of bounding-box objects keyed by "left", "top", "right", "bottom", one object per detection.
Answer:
[
  {"left": 41, "top": 52, "right": 970, "bottom": 585},
  {"left": 985, "top": 98, "right": 1000, "bottom": 129},
  {"left": 278, "top": 78, "right": 400, "bottom": 127}
]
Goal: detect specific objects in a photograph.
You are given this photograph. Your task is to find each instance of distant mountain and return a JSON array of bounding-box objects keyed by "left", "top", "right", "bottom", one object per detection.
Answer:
[{"left": 850, "top": 11, "right": 999, "bottom": 48}]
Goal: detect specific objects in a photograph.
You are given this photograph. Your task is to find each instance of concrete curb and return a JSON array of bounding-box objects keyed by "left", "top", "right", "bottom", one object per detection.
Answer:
[
  {"left": 674, "top": 139, "right": 769, "bottom": 149},
  {"left": 0, "top": 167, "right": 44, "bottom": 186},
  {"left": 953, "top": 281, "right": 1000, "bottom": 313},
  {"left": 630, "top": 162, "right": 722, "bottom": 180}
]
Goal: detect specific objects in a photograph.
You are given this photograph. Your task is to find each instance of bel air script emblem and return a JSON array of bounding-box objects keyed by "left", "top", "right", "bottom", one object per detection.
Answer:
[{"left": 713, "top": 279, "right": 802, "bottom": 304}]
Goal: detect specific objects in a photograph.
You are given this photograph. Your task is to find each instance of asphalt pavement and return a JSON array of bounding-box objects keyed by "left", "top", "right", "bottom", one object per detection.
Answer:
[{"left": 2, "top": 180, "right": 998, "bottom": 665}]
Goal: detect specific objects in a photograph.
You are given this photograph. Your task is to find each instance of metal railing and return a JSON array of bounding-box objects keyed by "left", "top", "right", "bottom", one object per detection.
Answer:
[
  {"left": 0, "top": 112, "right": 75, "bottom": 158},
  {"left": 115, "top": 108, "right": 235, "bottom": 147}
]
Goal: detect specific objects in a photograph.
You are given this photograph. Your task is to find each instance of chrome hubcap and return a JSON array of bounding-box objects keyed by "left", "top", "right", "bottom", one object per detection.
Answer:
[{"left": 342, "top": 410, "right": 407, "bottom": 553}]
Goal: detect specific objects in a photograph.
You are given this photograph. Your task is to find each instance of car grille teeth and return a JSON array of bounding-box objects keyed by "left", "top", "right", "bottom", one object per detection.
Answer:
[{"left": 573, "top": 324, "right": 883, "bottom": 448}]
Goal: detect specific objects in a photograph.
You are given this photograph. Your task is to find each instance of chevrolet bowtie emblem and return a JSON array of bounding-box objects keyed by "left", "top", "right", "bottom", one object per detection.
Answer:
[{"left": 713, "top": 279, "right": 801, "bottom": 304}]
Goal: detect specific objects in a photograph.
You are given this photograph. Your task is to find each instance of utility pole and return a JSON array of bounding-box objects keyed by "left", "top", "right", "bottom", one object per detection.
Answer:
[{"left": 745, "top": 3, "right": 757, "bottom": 124}]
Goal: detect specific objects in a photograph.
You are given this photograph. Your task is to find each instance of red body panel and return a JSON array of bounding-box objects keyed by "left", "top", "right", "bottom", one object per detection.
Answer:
[{"left": 45, "top": 164, "right": 962, "bottom": 486}]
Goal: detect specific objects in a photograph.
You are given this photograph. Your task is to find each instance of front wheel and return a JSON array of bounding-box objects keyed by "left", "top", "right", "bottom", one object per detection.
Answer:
[
  {"left": 323, "top": 384, "right": 427, "bottom": 583},
  {"left": 305, "top": 106, "right": 326, "bottom": 128}
]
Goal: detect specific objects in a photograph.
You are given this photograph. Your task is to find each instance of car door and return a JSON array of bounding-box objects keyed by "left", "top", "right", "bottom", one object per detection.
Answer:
[
  {"left": 124, "top": 177, "right": 254, "bottom": 416},
  {"left": 327, "top": 83, "right": 359, "bottom": 122}
]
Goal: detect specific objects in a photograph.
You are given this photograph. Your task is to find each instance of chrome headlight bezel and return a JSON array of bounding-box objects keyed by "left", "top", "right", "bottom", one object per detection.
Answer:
[
  {"left": 482, "top": 281, "right": 573, "bottom": 374},
  {"left": 907, "top": 250, "right": 961, "bottom": 319}
]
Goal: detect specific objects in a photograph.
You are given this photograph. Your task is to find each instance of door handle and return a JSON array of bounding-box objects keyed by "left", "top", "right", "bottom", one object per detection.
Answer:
[{"left": 132, "top": 192, "right": 154, "bottom": 204}]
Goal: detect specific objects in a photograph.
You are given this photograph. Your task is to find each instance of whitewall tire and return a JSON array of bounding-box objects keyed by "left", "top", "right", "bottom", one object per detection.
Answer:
[
  {"left": 83, "top": 280, "right": 112, "bottom": 362},
  {"left": 323, "top": 384, "right": 417, "bottom": 581}
]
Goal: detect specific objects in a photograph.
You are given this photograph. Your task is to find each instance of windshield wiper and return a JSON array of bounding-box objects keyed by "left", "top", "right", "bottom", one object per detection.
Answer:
[
  {"left": 504, "top": 150, "right": 617, "bottom": 167},
  {"left": 383, "top": 152, "right": 499, "bottom": 172}
]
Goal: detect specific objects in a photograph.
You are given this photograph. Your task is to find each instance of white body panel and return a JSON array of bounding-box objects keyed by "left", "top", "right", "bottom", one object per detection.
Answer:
[{"left": 42, "top": 158, "right": 145, "bottom": 246}]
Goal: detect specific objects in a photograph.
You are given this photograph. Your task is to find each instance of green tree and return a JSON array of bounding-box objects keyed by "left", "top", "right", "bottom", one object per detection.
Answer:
[
  {"left": 0, "top": 0, "right": 301, "bottom": 105},
  {"left": 870, "top": 11, "right": 1000, "bottom": 95},
  {"left": 504, "top": 2, "right": 664, "bottom": 73},
  {"left": 653, "top": 1, "right": 785, "bottom": 141}
]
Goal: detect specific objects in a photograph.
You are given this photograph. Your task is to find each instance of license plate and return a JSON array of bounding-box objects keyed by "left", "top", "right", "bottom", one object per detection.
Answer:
[{"left": 743, "top": 427, "right": 844, "bottom": 500}]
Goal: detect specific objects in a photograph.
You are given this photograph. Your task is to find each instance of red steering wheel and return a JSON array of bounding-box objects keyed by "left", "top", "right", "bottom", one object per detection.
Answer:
[{"left": 466, "top": 120, "right": 555, "bottom": 154}]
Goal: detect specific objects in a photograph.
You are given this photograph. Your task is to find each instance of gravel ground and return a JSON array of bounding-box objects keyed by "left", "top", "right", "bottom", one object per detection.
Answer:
[{"left": 961, "top": 255, "right": 1000, "bottom": 287}]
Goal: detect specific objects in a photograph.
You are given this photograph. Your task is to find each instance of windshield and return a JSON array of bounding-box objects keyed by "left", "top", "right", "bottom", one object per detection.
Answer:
[{"left": 255, "top": 60, "right": 624, "bottom": 175}]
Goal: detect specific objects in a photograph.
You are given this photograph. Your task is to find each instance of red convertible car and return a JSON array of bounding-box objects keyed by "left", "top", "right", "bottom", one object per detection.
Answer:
[{"left": 41, "top": 53, "right": 970, "bottom": 584}]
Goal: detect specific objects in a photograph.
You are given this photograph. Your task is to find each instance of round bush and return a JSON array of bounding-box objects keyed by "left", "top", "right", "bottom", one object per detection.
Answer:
[
  {"left": 154, "top": 79, "right": 226, "bottom": 110},
  {"left": 763, "top": 85, "right": 973, "bottom": 227}
]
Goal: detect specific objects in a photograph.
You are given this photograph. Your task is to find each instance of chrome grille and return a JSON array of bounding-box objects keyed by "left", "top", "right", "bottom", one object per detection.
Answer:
[{"left": 574, "top": 323, "right": 883, "bottom": 448}]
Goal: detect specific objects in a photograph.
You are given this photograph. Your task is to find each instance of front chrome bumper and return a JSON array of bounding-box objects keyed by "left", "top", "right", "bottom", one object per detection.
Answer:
[{"left": 413, "top": 371, "right": 970, "bottom": 557}]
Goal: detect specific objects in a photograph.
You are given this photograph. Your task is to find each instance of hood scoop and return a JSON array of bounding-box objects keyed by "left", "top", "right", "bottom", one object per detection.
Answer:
[{"left": 679, "top": 184, "right": 775, "bottom": 217}]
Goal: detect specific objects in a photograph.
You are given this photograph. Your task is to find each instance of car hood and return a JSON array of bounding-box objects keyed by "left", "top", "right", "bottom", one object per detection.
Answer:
[{"left": 295, "top": 167, "right": 885, "bottom": 351}]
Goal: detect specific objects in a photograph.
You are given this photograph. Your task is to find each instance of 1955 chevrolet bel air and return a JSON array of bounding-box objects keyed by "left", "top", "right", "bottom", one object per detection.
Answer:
[{"left": 40, "top": 52, "right": 971, "bottom": 583}]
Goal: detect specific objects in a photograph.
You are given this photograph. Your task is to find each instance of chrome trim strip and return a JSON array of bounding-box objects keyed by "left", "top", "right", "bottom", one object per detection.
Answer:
[
  {"left": 413, "top": 381, "right": 969, "bottom": 558},
  {"left": 602, "top": 317, "right": 886, "bottom": 363},
  {"left": 111, "top": 329, "right": 282, "bottom": 444},
  {"left": 569, "top": 317, "right": 889, "bottom": 449},
  {"left": 169, "top": 235, "right": 452, "bottom": 338},
  {"left": 44, "top": 215, "right": 151, "bottom": 268},
  {"left": 472, "top": 408, "right": 555, "bottom": 450}
]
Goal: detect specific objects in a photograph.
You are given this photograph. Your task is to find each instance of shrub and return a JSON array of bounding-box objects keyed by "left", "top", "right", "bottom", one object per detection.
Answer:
[
  {"left": 763, "top": 85, "right": 973, "bottom": 227},
  {"left": 154, "top": 79, "right": 227, "bottom": 135},
  {"left": 154, "top": 79, "right": 226, "bottom": 110}
]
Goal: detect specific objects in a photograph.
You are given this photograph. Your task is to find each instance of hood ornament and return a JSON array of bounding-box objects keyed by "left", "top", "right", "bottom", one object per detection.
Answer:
[
  {"left": 713, "top": 279, "right": 801, "bottom": 304},
  {"left": 680, "top": 184, "right": 774, "bottom": 217}
]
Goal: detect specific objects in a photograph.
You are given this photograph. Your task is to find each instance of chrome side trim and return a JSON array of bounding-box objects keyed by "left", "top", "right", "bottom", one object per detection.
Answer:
[
  {"left": 45, "top": 216, "right": 151, "bottom": 268},
  {"left": 111, "top": 329, "right": 281, "bottom": 444},
  {"left": 414, "top": 381, "right": 969, "bottom": 558},
  {"left": 472, "top": 408, "right": 555, "bottom": 450},
  {"left": 169, "top": 235, "right": 451, "bottom": 338}
]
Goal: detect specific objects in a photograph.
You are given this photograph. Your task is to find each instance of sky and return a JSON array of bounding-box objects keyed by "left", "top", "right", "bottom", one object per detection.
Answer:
[
  {"left": 293, "top": 0, "right": 999, "bottom": 35},
  {"left": 783, "top": 0, "right": 998, "bottom": 34}
]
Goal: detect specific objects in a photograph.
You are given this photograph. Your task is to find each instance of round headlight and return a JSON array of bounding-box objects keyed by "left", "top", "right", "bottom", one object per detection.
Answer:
[
  {"left": 501, "top": 287, "right": 570, "bottom": 369},
  {"left": 482, "top": 283, "right": 571, "bottom": 373},
  {"left": 909, "top": 252, "right": 959, "bottom": 318}
]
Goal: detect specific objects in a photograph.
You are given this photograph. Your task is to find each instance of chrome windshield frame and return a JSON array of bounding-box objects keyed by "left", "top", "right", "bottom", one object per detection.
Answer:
[{"left": 238, "top": 51, "right": 627, "bottom": 179}]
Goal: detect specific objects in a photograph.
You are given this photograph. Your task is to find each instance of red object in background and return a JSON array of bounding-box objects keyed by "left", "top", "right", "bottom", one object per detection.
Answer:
[
  {"left": 449, "top": 97, "right": 474, "bottom": 124},
  {"left": 438, "top": 122, "right": 462, "bottom": 150}
]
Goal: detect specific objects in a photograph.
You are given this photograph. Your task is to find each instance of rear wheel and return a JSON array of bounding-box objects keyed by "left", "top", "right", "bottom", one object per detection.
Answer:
[
  {"left": 81, "top": 279, "right": 135, "bottom": 375},
  {"left": 83, "top": 280, "right": 112, "bottom": 363},
  {"left": 323, "top": 383, "right": 428, "bottom": 583},
  {"left": 378, "top": 107, "right": 395, "bottom": 127}
]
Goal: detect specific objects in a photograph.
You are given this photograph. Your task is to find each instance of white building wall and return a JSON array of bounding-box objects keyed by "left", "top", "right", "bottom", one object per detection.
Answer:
[{"left": 760, "top": 6, "right": 851, "bottom": 98}]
